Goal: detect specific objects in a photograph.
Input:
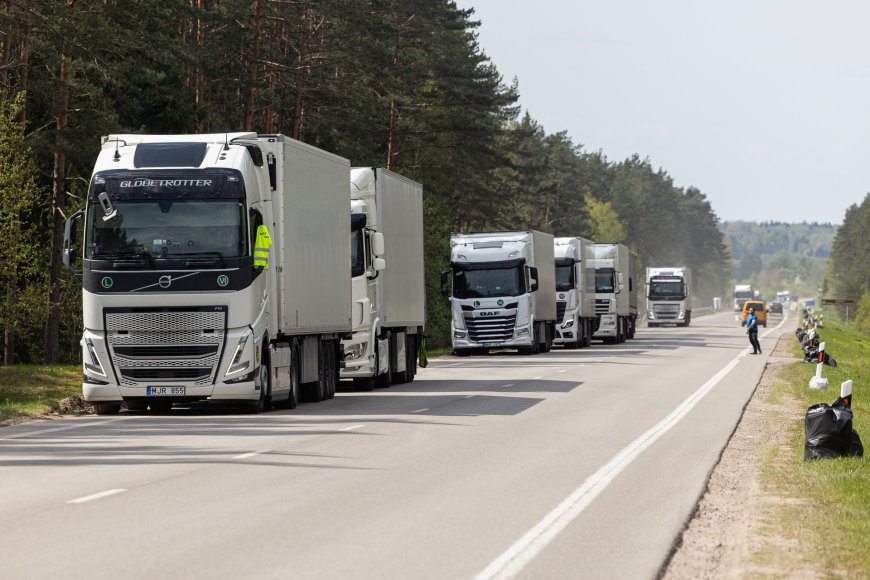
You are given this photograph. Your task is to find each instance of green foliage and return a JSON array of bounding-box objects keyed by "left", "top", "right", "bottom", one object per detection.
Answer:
[
  {"left": 0, "top": 365, "right": 81, "bottom": 423},
  {"left": 2, "top": 0, "right": 731, "bottom": 355},
  {"left": 827, "top": 194, "right": 870, "bottom": 303}
]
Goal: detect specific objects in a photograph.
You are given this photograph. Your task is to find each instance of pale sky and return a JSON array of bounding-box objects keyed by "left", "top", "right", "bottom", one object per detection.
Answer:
[{"left": 455, "top": 0, "right": 870, "bottom": 224}]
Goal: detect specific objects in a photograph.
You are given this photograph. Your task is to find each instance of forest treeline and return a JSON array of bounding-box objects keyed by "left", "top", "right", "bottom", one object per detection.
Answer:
[
  {"left": 722, "top": 220, "right": 834, "bottom": 301},
  {"left": 0, "top": 0, "right": 731, "bottom": 364},
  {"left": 826, "top": 194, "right": 870, "bottom": 332}
]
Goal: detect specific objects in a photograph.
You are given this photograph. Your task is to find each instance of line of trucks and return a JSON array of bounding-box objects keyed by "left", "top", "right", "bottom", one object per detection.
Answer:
[{"left": 62, "top": 132, "right": 692, "bottom": 414}]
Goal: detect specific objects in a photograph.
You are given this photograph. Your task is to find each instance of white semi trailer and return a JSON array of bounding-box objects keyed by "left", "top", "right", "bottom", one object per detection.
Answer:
[
  {"left": 63, "top": 133, "right": 351, "bottom": 414},
  {"left": 645, "top": 266, "right": 693, "bottom": 327},
  {"left": 443, "top": 231, "right": 556, "bottom": 355},
  {"left": 592, "top": 243, "right": 638, "bottom": 343},
  {"left": 341, "top": 167, "right": 425, "bottom": 390},
  {"left": 553, "top": 236, "right": 597, "bottom": 348}
]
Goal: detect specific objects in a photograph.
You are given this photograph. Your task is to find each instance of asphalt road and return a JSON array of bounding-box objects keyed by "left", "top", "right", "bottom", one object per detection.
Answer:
[{"left": 0, "top": 310, "right": 790, "bottom": 579}]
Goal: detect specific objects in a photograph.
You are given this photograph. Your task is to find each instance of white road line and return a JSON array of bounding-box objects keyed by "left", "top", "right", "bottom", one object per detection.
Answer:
[
  {"left": 0, "top": 417, "right": 128, "bottom": 440},
  {"left": 338, "top": 424, "right": 365, "bottom": 432},
  {"left": 67, "top": 489, "right": 126, "bottom": 504},
  {"left": 474, "top": 353, "right": 743, "bottom": 580},
  {"left": 464, "top": 395, "right": 475, "bottom": 399},
  {"left": 500, "top": 384, "right": 515, "bottom": 389},
  {"left": 232, "top": 449, "right": 271, "bottom": 460},
  {"left": 411, "top": 408, "right": 429, "bottom": 413},
  {"left": 532, "top": 376, "right": 543, "bottom": 380},
  {"left": 557, "top": 370, "right": 567, "bottom": 373}
]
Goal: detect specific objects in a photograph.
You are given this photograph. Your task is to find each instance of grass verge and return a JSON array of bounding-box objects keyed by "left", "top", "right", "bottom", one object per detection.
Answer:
[
  {"left": 0, "top": 365, "right": 81, "bottom": 424},
  {"left": 763, "top": 320, "right": 869, "bottom": 575}
]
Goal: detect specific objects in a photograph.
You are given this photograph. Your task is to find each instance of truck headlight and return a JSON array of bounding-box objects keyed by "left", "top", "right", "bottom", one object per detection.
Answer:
[
  {"left": 648, "top": 311, "right": 656, "bottom": 320},
  {"left": 84, "top": 338, "right": 106, "bottom": 377},
  {"left": 226, "top": 330, "right": 252, "bottom": 376},
  {"left": 516, "top": 328, "right": 530, "bottom": 337},
  {"left": 453, "top": 330, "right": 467, "bottom": 339},
  {"left": 561, "top": 318, "right": 574, "bottom": 329},
  {"left": 678, "top": 311, "right": 685, "bottom": 320},
  {"left": 344, "top": 342, "right": 365, "bottom": 360}
]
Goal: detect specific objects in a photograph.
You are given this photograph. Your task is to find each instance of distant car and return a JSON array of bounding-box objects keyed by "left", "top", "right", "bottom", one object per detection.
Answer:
[
  {"left": 769, "top": 301, "right": 783, "bottom": 314},
  {"left": 741, "top": 300, "right": 767, "bottom": 327}
]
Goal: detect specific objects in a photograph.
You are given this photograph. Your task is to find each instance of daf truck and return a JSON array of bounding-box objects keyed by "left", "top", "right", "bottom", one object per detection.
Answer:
[
  {"left": 442, "top": 231, "right": 556, "bottom": 355},
  {"left": 645, "top": 266, "right": 692, "bottom": 327},
  {"left": 592, "top": 243, "right": 638, "bottom": 343},
  {"left": 63, "top": 133, "right": 351, "bottom": 414},
  {"left": 553, "top": 236, "right": 597, "bottom": 348},
  {"left": 341, "top": 167, "right": 425, "bottom": 389},
  {"left": 734, "top": 284, "right": 753, "bottom": 311}
]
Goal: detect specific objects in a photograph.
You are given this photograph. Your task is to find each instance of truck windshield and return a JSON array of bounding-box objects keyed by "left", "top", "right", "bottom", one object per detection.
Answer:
[
  {"left": 85, "top": 200, "right": 247, "bottom": 259},
  {"left": 595, "top": 271, "right": 615, "bottom": 293},
  {"left": 555, "top": 261, "right": 575, "bottom": 292},
  {"left": 649, "top": 280, "right": 685, "bottom": 299},
  {"left": 452, "top": 262, "right": 524, "bottom": 298}
]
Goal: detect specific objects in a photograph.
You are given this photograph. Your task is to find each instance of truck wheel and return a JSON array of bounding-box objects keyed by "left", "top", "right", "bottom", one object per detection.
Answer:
[
  {"left": 393, "top": 334, "right": 410, "bottom": 385},
  {"left": 583, "top": 321, "right": 592, "bottom": 347},
  {"left": 92, "top": 402, "right": 120, "bottom": 415},
  {"left": 406, "top": 335, "right": 417, "bottom": 382},
  {"left": 326, "top": 341, "right": 337, "bottom": 399},
  {"left": 375, "top": 332, "right": 392, "bottom": 388},
  {"left": 277, "top": 344, "right": 300, "bottom": 409}
]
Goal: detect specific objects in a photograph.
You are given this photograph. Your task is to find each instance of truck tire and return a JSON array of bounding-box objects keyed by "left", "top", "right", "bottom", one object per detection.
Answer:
[
  {"left": 374, "top": 332, "right": 392, "bottom": 388},
  {"left": 393, "top": 333, "right": 411, "bottom": 385},
  {"left": 92, "top": 402, "right": 120, "bottom": 415},
  {"left": 277, "top": 343, "right": 300, "bottom": 409},
  {"left": 326, "top": 341, "right": 337, "bottom": 399},
  {"left": 249, "top": 346, "right": 272, "bottom": 413}
]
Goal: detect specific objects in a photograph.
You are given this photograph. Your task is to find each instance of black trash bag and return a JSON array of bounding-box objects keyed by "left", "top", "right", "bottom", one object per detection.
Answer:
[
  {"left": 824, "top": 352, "right": 837, "bottom": 367},
  {"left": 804, "top": 397, "right": 864, "bottom": 460},
  {"left": 796, "top": 328, "right": 807, "bottom": 341}
]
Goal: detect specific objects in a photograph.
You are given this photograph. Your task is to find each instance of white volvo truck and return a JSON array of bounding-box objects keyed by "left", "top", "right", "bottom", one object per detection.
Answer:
[
  {"left": 592, "top": 243, "right": 638, "bottom": 343},
  {"left": 645, "top": 266, "right": 693, "bottom": 327},
  {"left": 553, "top": 236, "right": 597, "bottom": 348},
  {"left": 341, "top": 167, "right": 425, "bottom": 390},
  {"left": 442, "top": 231, "right": 556, "bottom": 355},
  {"left": 63, "top": 133, "right": 351, "bottom": 414}
]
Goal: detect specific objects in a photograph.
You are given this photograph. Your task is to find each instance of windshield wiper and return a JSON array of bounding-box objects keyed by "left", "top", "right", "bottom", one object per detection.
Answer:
[
  {"left": 110, "top": 252, "right": 155, "bottom": 268},
  {"left": 165, "top": 251, "right": 226, "bottom": 267}
]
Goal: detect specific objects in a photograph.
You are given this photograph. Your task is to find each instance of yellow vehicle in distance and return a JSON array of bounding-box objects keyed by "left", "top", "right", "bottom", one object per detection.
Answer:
[{"left": 741, "top": 300, "right": 767, "bottom": 327}]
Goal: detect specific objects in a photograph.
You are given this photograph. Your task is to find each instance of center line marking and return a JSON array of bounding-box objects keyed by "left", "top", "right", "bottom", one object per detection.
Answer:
[
  {"left": 233, "top": 449, "right": 271, "bottom": 460},
  {"left": 67, "top": 489, "right": 126, "bottom": 504},
  {"left": 338, "top": 424, "right": 365, "bottom": 432},
  {"left": 411, "top": 408, "right": 429, "bottom": 413},
  {"left": 501, "top": 383, "right": 515, "bottom": 389}
]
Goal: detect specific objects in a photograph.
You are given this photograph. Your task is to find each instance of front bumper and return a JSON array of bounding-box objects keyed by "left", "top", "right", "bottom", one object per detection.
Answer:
[
  {"left": 593, "top": 314, "right": 617, "bottom": 337},
  {"left": 82, "top": 380, "right": 260, "bottom": 403}
]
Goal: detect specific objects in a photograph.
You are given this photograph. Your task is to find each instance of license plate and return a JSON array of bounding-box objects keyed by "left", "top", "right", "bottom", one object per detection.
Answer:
[{"left": 147, "top": 386, "right": 185, "bottom": 396}]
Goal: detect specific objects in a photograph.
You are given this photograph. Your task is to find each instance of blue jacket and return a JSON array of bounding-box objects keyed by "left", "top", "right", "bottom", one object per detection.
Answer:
[{"left": 746, "top": 313, "right": 758, "bottom": 331}]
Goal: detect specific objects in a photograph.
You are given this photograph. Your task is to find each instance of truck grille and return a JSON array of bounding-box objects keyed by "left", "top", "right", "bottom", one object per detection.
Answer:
[
  {"left": 652, "top": 303, "right": 680, "bottom": 320},
  {"left": 556, "top": 301, "right": 567, "bottom": 323},
  {"left": 105, "top": 309, "right": 226, "bottom": 387},
  {"left": 463, "top": 311, "right": 517, "bottom": 343},
  {"left": 595, "top": 299, "right": 611, "bottom": 315}
]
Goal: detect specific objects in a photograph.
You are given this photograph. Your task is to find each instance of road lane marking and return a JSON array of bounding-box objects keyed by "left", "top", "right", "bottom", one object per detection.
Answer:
[
  {"left": 474, "top": 353, "right": 743, "bottom": 580},
  {"left": 500, "top": 384, "right": 515, "bottom": 389},
  {"left": 67, "top": 489, "right": 126, "bottom": 504},
  {"left": 532, "top": 376, "right": 543, "bottom": 380},
  {"left": 557, "top": 370, "right": 567, "bottom": 373},
  {"left": 411, "top": 408, "right": 429, "bottom": 413},
  {"left": 338, "top": 425, "right": 365, "bottom": 432},
  {"left": 233, "top": 449, "right": 271, "bottom": 460}
]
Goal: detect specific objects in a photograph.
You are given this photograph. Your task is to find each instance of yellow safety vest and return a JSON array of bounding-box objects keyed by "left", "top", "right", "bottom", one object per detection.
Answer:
[{"left": 254, "top": 225, "right": 272, "bottom": 269}]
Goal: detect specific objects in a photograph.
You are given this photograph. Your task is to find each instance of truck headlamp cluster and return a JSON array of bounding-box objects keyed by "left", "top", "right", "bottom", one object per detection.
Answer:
[
  {"left": 453, "top": 330, "right": 467, "bottom": 339},
  {"left": 344, "top": 342, "right": 365, "bottom": 360},
  {"left": 516, "top": 327, "right": 530, "bottom": 337},
  {"left": 648, "top": 311, "right": 656, "bottom": 320},
  {"left": 561, "top": 318, "right": 574, "bottom": 329},
  {"left": 226, "top": 329, "right": 252, "bottom": 376},
  {"left": 84, "top": 338, "right": 106, "bottom": 377},
  {"left": 678, "top": 311, "right": 685, "bottom": 320}
]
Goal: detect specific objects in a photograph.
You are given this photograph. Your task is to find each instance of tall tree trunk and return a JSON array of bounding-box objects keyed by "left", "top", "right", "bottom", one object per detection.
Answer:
[
  {"left": 44, "top": 44, "right": 70, "bottom": 364},
  {"left": 242, "top": 0, "right": 262, "bottom": 131},
  {"left": 291, "top": 8, "right": 310, "bottom": 139}
]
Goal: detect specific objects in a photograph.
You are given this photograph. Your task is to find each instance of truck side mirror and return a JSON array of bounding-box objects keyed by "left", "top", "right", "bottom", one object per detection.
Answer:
[
  {"left": 371, "top": 232, "right": 385, "bottom": 257},
  {"left": 644, "top": 283, "right": 650, "bottom": 298},
  {"left": 528, "top": 266, "right": 539, "bottom": 292},
  {"left": 440, "top": 270, "right": 450, "bottom": 296},
  {"left": 63, "top": 209, "right": 84, "bottom": 281},
  {"left": 372, "top": 257, "right": 385, "bottom": 271}
]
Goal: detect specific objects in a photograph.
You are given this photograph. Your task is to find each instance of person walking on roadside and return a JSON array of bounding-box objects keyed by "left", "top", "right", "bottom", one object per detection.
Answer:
[{"left": 746, "top": 307, "right": 762, "bottom": 354}]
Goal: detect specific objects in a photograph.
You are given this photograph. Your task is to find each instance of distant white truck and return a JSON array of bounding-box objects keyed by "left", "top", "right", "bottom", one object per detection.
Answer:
[
  {"left": 341, "top": 168, "right": 425, "bottom": 389},
  {"left": 553, "top": 236, "right": 597, "bottom": 348},
  {"left": 734, "top": 284, "right": 753, "bottom": 311},
  {"left": 645, "top": 267, "right": 693, "bottom": 327},
  {"left": 443, "top": 231, "right": 556, "bottom": 355},
  {"left": 592, "top": 243, "right": 638, "bottom": 343}
]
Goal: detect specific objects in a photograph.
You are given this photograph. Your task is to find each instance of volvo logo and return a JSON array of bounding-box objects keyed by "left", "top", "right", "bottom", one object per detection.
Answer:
[{"left": 158, "top": 275, "right": 172, "bottom": 289}]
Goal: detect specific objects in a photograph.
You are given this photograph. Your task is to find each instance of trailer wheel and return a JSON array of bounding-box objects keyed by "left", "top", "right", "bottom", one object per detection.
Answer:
[{"left": 92, "top": 402, "right": 120, "bottom": 415}]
